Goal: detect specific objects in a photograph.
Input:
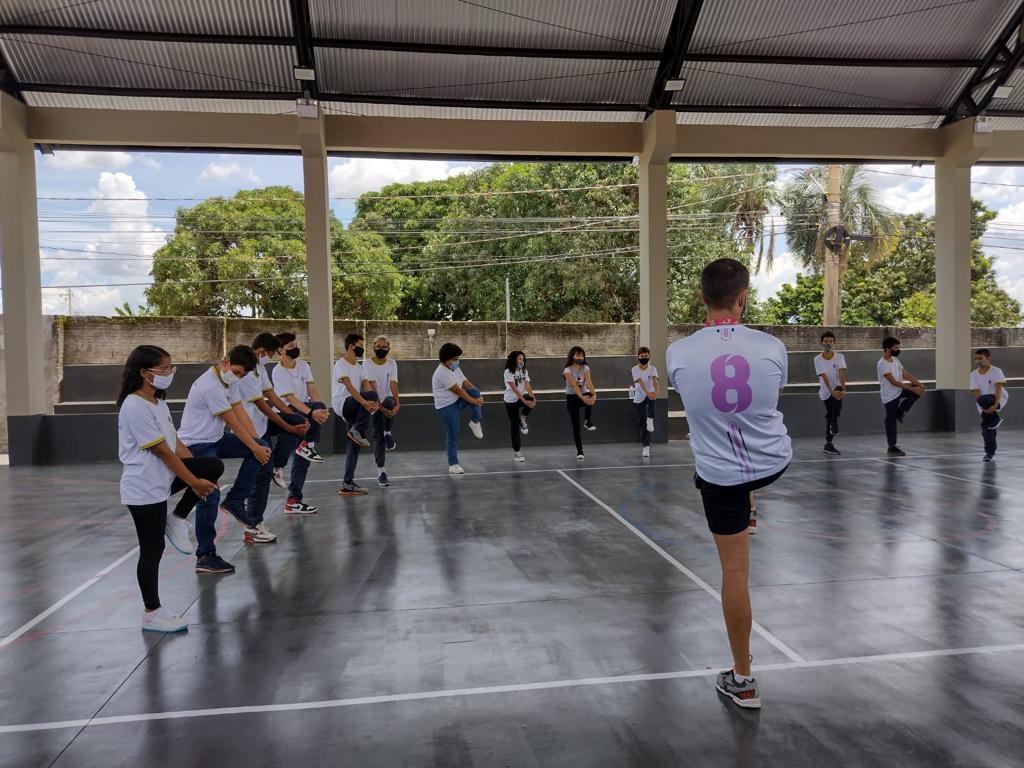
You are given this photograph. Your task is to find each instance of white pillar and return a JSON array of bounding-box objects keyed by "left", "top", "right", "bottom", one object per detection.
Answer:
[
  {"left": 0, "top": 93, "right": 46, "bottom": 463},
  {"left": 297, "top": 110, "right": 335, "bottom": 404},
  {"left": 639, "top": 110, "right": 675, "bottom": 394}
]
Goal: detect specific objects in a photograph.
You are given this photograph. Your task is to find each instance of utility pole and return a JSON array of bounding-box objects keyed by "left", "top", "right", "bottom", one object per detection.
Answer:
[
  {"left": 505, "top": 277, "right": 511, "bottom": 322},
  {"left": 823, "top": 164, "right": 843, "bottom": 326},
  {"left": 60, "top": 288, "right": 72, "bottom": 315}
]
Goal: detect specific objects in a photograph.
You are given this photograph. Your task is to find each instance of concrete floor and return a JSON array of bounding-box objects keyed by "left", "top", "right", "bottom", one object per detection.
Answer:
[{"left": 1, "top": 430, "right": 1023, "bottom": 767}]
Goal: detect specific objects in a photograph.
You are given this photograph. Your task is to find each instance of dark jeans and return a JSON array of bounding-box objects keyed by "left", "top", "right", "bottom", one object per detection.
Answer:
[
  {"left": 342, "top": 391, "right": 379, "bottom": 483},
  {"left": 438, "top": 388, "right": 482, "bottom": 466},
  {"left": 186, "top": 433, "right": 272, "bottom": 556},
  {"left": 566, "top": 394, "right": 593, "bottom": 454},
  {"left": 255, "top": 411, "right": 307, "bottom": 510},
  {"left": 883, "top": 390, "right": 920, "bottom": 448},
  {"left": 128, "top": 456, "right": 224, "bottom": 609},
  {"left": 505, "top": 396, "right": 535, "bottom": 452},
  {"left": 634, "top": 398, "right": 655, "bottom": 447},
  {"left": 978, "top": 394, "right": 1000, "bottom": 455},
  {"left": 369, "top": 396, "right": 396, "bottom": 469},
  {"left": 274, "top": 401, "right": 325, "bottom": 501},
  {"left": 824, "top": 394, "right": 843, "bottom": 442}
]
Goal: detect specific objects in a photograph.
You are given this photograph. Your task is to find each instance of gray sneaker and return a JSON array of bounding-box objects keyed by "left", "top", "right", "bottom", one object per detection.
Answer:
[
  {"left": 715, "top": 670, "right": 761, "bottom": 709},
  {"left": 347, "top": 428, "right": 371, "bottom": 448}
]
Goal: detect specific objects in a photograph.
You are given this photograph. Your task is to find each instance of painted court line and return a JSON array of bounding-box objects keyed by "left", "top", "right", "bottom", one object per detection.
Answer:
[
  {"left": 2, "top": 641, "right": 1023, "bottom": 734},
  {"left": 873, "top": 458, "right": 1006, "bottom": 490},
  {"left": 555, "top": 470, "right": 806, "bottom": 665}
]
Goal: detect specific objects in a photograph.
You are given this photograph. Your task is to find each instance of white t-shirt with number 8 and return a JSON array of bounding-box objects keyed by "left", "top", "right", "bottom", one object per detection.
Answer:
[{"left": 667, "top": 325, "right": 792, "bottom": 487}]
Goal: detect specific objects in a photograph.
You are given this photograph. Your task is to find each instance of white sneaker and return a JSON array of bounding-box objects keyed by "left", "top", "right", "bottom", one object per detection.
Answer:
[
  {"left": 514, "top": 452, "right": 526, "bottom": 463},
  {"left": 468, "top": 421, "right": 484, "bottom": 439},
  {"left": 642, "top": 446, "right": 650, "bottom": 458},
  {"left": 142, "top": 607, "right": 188, "bottom": 634},
  {"left": 576, "top": 453, "right": 585, "bottom": 462},
  {"left": 519, "top": 421, "right": 529, "bottom": 436},
  {"left": 449, "top": 464, "right": 465, "bottom": 475},
  {"left": 244, "top": 523, "right": 277, "bottom": 543},
  {"left": 165, "top": 514, "right": 194, "bottom": 555},
  {"left": 646, "top": 417, "right": 655, "bottom": 433},
  {"left": 271, "top": 467, "right": 286, "bottom": 489}
]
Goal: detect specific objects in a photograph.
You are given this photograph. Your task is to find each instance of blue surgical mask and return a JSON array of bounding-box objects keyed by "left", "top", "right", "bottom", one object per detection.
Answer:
[{"left": 450, "top": 361, "right": 461, "bottom": 370}]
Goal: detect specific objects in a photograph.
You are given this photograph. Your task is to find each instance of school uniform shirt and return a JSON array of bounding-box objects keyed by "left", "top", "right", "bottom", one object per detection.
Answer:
[
  {"left": 272, "top": 359, "right": 314, "bottom": 404},
  {"left": 365, "top": 358, "right": 399, "bottom": 401},
  {"left": 877, "top": 357, "right": 905, "bottom": 404},
  {"left": 631, "top": 364, "right": 659, "bottom": 404},
  {"left": 433, "top": 364, "right": 467, "bottom": 409},
  {"left": 503, "top": 368, "right": 531, "bottom": 404},
  {"left": 118, "top": 394, "right": 178, "bottom": 505},
  {"left": 667, "top": 325, "right": 791, "bottom": 487},
  {"left": 971, "top": 365, "right": 1009, "bottom": 411},
  {"left": 564, "top": 364, "right": 592, "bottom": 395},
  {"left": 237, "top": 363, "right": 270, "bottom": 436},
  {"left": 178, "top": 366, "right": 240, "bottom": 446},
  {"left": 813, "top": 352, "right": 847, "bottom": 400},
  {"left": 332, "top": 357, "right": 369, "bottom": 415}
]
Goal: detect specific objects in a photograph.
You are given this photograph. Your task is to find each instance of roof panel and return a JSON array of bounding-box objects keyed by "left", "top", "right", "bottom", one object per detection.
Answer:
[
  {"left": 316, "top": 48, "right": 657, "bottom": 105},
  {"left": 2, "top": 35, "right": 295, "bottom": 93},
  {"left": 0, "top": 0, "right": 292, "bottom": 36},
  {"left": 673, "top": 62, "right": 972, "bottom": 111},
  {"left": 22, "top": 92, "right": 296, "bottom": 114},
  {"left": 676, "top": 112, "right": 943, "bottom": 129},
  {"left": 310, "top": 0, "right": 673, "bottom": 53},
  {"left": 689, "top": 0, "right": 1019, "bottom": 60},
  {"left": 321, "top": 101, "right": 645, "bottom": 122}
]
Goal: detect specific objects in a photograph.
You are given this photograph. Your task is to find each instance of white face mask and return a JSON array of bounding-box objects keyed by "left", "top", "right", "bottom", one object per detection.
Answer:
[
  {"left": 151, "top": 371, "right": 175, "bottom": 390},
  {"left": 259, "top": 354, "right": 271, "bottom": 366},
  {"left": 221, "top": 369, "right": 239, "bottom": 385}
]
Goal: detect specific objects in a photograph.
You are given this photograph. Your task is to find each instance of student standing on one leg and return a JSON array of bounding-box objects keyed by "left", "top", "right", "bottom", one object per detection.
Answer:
[
  {"left": 177, "top": 346, "right": 272, "bottom": 574},
  {"left": 631, "top": 346, "right": 659, "bottom": 458},
  {"left": 503, "top": 350, "right": 536, "bottom": 463},
  {"left": 970, "top": 348, "right": 1008, "bottom": 462},
  {"left": 365, "top": 335, "right": 401, "bottom": 488},
  {"left": 878, "top": 336, "right": 925, "bottom": 458},
  {"left": 432, "top": 342, "right": 484, "bottom": 475},
  {"left": 272, "top": 331, "right": 329, "bottom": 514},
  {"left": 814, "top": 332, "right": 847, "bottom": 456},
  {"left": 564, "top": 346, "right": 597, "bottom": 461},
  {"left": 667, "top": 258, "right": 792, "bottom": 709},
  {"left": 118, "top": 345, "right": 224, "bottom": 632},
  {"left": 332, "top": 333, "right": 379, "bottom": 496}
]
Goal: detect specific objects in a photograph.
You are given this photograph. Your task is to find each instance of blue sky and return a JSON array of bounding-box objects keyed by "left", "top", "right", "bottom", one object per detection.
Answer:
[{"left": 23, "top": 151, "right": 1024, "bottom": 319}]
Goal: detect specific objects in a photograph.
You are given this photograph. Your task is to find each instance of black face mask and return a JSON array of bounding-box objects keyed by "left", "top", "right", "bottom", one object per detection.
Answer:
[
  {"left": 573, "top": 358, "right": 585, "bottom": 365},
  {"left": 285, "top": 348, "right": 301, "bottom": 359},
  {"left": 374, "top": 348, "right": 388, "bottom": 359},
  {"left": 890, "top": 349, "right": 901, "bottom": 357},
  {"left": 639, "top": 357, "right": 650, "bottom": 365},
  {"left": 354, "top": 346, "right": 365, "bottom": 358}
]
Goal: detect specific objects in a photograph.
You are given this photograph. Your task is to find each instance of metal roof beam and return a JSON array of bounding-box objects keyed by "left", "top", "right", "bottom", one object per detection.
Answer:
[
  {"left": 0, "top": 25, "right": 293, "bottom": 46},
  {"left": 685, "top": 53, "right": 981, "bottom": 68},
  {"left": 288, "top": 0, "right": 318, "bottom": 99},
  {"left": 17, "top": 83, "right": 299, "bottom": 100},
  {"left": 648, "top": 0, "right": 704, "bottom": 111}
]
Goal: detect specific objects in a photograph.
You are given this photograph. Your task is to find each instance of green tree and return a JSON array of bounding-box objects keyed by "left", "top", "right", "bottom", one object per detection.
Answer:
[
  {"left": 146, "top": 186, "right": 402, "bottom": 319},
  {"left": 113, "top": 301, "right": 156, "bottom": 317},
  {"left": 694, "top": 163, "right": 778, "bottom": 272}
]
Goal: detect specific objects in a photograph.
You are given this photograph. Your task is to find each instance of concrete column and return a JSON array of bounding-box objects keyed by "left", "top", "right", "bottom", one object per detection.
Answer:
[
  {"left": 297, "top": 109, "right": 335, "bottom": 410},
  {"left": 638, "top": 110, "right": 675, "bottom": 395},
  {"left": 0, "top": 93, "right": 46, "bottom": 464}
]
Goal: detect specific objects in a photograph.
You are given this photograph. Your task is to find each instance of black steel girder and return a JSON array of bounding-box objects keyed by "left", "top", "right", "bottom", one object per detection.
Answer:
[
  {"left": 647, "top": 0, "right": 704, "bottom": 111},
  {"left": 288, "top": 0, "right": 318, "bottom": 99}
]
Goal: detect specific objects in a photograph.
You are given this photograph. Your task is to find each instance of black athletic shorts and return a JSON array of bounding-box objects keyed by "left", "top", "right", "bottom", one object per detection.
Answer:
[{"left": 694, "top": 465, "right": 788, "bottom": 536}]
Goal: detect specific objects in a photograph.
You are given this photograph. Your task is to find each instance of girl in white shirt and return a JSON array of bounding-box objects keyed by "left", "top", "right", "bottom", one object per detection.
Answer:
[
  {"left": 117, "top": 345, "right": 224, "bottom": 633},
  {"left": 563, "top": 345, "right": 597, "bottom": 460},
  {"left": 503, "top": 351, "right": 536, "bottom": 462}
]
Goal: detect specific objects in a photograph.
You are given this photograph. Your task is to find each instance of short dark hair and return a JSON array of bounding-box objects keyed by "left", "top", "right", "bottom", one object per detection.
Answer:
[
  {"left": 251, "top": 332, "right": 280, "bottom": 353},
  {"left": 439, "top": 342, "right": 462, "bottom": 363},
  {"left": 976, "top": 348, "right": 991, "bottom": 358},
  {"left": 882, "top": 336, "right": 900, "bottom": 351},
  {"left": 821, "top": 332, "right": 835, "bottom": 342},
  {"left": 276, "top": 331, "right": 297, "bottom": 347},
  {"left": 638, "top": 346, "right": 651, "bottom": 354},
  {"left": 700, "top": 258, "right": 750, "bottom": 309},
  {"left": 344, "top": 333, "right": 364, "bottom": 350},
  {"left": 226, "top": 345, "right": 258, "bottom": 372}
]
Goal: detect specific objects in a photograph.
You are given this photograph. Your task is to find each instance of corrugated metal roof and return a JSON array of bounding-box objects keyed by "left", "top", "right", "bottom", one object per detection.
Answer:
[
  {"left": 987, "top": 66, "right": 1024, "bottom": 111},
  {"left": 321, "top": 101, "right": 645, "bottom": 122},
  {"left": 23, "top": 92, "right": 297, "bottom": 114},
  {"left": 2, "top": 36, "right": 295, "bottom": 93},
  {"left": 673, "top": 62, "right": 971, "bottom": 111},
  {"left": 316, "top": 48, "right": 657, "bottom": 104},
  {"left": 675, "top": 112, "right": 944, "bottom": 129},
  {"left": 689, "top": 0, "right": 1019, "bottom": 60},
  {"left": 0, "top": 0, "right": 291, "bottom": 36},
  {"left": 310, "top": 0, "right": 674, "bottom": 53},
  {"left": 987, "top": 116, "right": 1024, "bottom": 131}
]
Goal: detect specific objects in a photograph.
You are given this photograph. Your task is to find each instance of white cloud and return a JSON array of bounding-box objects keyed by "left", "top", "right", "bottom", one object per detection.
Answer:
[
  {"left": 328, "top": 158, "right": 479, "bottom": 198},
  {"left": 751, "top": 250, "right": 800, "bottom": 300},
  {"left": 200, "top": 161, "right": 261, "bottom": 184},
  {"left": 44, "top": 150, "right": 133, "bottom": 171},
  {"left": 139, "top": 157, "right": 163, "bottom": 171}
]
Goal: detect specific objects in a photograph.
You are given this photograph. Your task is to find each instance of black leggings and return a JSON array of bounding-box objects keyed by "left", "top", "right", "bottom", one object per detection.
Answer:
[
  {"left": 566, "top": 394, "right": 592, "bottom": 454},
  {"left": 127, "top": 456, "right": 224, "bottom": 610},
  {"left": 505, "top": 397, "right": 535, "bottom": 452}
]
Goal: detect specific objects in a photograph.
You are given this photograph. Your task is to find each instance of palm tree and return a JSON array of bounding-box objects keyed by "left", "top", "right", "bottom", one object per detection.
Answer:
[
  {"left": 694, "top": 163, "right": 779, "bottom": 273},
  {"left": 782, "top": 165, "right": 898, "bottom": 325}
]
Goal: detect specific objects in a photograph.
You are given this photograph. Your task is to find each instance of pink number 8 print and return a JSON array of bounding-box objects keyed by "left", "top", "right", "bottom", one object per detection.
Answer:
[{"left": 710, "top": 354, "right": 753, "bottom": 413}]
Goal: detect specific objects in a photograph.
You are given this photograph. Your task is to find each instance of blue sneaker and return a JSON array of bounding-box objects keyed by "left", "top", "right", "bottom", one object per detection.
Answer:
[
  {"left": 377, "top": 471, "right": 391, "bottom": 487},
  {"left": 194, "top": 553, "right": 235, "bottom": 574},
  {"left": 384, "top": 432, "right": 397, "bottom": 452}
]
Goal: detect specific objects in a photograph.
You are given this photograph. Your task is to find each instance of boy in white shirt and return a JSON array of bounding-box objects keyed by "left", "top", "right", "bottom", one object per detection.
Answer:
[
  {"left": 631, "top": 346, "right": 659, "bottom": 458},
  {"left": 332, "top": 333, "right": 379, "bottom": 495},
  {"left": 813, "top": 331, "right": 847, "bottom": 455},
  {"left": 667, "top": 258, "right": 791, "bottom": 710},
  {"left": 365, "top": 335, "right": 401, "bottom": 487},
  {"left": 970, "top": 348, "right": 1009, "bottom": 462},
  {"left": 877, "top": 336, "right": 925, "bottom": 458},
  {"left": 432, "top": 342, "right": 484, "bottom": 474}
]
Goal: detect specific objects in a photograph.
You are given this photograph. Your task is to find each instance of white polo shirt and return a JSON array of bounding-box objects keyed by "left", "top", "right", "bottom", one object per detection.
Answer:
[
  {"left": 365, "top": 357, "right": 399, "bottom": 401},
  {"left": 119, "top": 394, "right": 179, "bottom": 505},
  {"left": 667, "top": 325, "right": 791, "bottom": 487},
  {"left": 631, "top": 364, "right": 659, "bottom": 404},
  {"left": 237, "top": 363, "right": 270, "bottom": 436},
  {"left": 332, "top": 356, "right": 369, "bottom": 415},
  {"left": 813, "top": 352, "right": 847, "bottom": 400},
  {"left": 877, "top": 357, "right": 905, "bottom": 404},
  {"left": 178, "top": 366, "right": 240, "bottom": 446},
  {"left": 503, "top": 368, "right": 531, "bottom": 404},
  {"left": 272, "top": 359, "right": 314, "bottom": 403},
  {"left": 433, "top": 364, "right": 467, "bottom": 409},
  {"left": 970, "top": 365, "right": 1009, "bottom": 411}
]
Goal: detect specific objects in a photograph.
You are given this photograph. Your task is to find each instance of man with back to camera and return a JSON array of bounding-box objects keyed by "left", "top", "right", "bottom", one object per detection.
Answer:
[
  {"left": 970, "top": 348, "right": 1008, "bottom": 462},
  {"left": 814, "top": 331, "right": 847, "bottom": 455},
  {"left": 877, "top": 336, "right": 925, "bottom": 458},
  {"left": 667, "top": 257, "right": 791, "bottom": 709}
]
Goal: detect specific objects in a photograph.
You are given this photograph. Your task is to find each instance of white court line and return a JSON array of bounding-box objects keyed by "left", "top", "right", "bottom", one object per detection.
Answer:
[
  {"left": 556, "top": 470, "right": 807, "bottom": 665},
  {"left": 873, "top": 458, "right": 1006, "bottom": 490},
  {"left": 2, "top": 641, "right": 1023, "bottom": 734}
]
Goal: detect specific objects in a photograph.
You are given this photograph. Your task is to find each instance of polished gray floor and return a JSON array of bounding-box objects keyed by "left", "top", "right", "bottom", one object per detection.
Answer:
[{"left": 1, "top": 429, "right": 1023, "bottom": 767}]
